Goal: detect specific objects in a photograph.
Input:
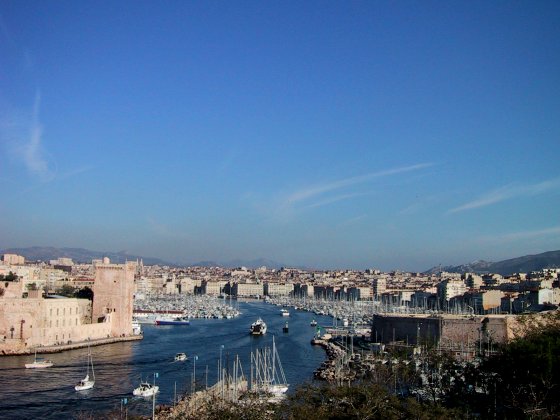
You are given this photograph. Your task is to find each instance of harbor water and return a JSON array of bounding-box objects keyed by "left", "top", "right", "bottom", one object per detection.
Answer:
[{"left": 0, "top": 300, "right": 332, "bottom": 419}]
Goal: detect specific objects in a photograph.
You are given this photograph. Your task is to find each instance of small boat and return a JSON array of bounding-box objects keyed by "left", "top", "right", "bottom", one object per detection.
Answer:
[
  {"left": 132, "top": 319, "right": 143, "bottom": 335},
  {"left": 155, "top": 316, "right": 190, "bottom": 326},
  {"left": 280, "top": 309, "right": 290, "bottom": 317},
  {"left": 25, "top": 351, "right": 53, "bottom": 369},
  {"left": 250, "top": 318, "right": 267, "bottom": 335},
  {"left": 133, "top": 380, "right": 159, "bottom": 397},
  {"left": 310, "top": 319, "right": 318, "bottom": 327},
  {"left": 75, "top": 346, "right": 95, "bottom": 391},
  {"left": 342, "top": 318, "right": 349, "bottom": 327},
  {"left": 283, "top": 321, "right": 289, "bottom": 333},
  {"left": 174, "top": 352, "right": 187, "bottom": 362}
]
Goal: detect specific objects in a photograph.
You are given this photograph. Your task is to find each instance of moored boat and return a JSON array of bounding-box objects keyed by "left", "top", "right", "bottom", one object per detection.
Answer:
[
  {"left": 155, "top": 316, "right": 190, "bottom": 326},
  {"left": 280, "top": 309, "right": 290, "bottom": 317},
  {"left": 310, "top": 319, "right": 318, "bottom": 327}
]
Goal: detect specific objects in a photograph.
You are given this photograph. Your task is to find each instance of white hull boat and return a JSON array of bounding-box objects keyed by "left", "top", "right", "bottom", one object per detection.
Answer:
[
  {"left": 133, "top": 381, "right": 159, "bottom": 397},
  {"left": 75, "top": 347, "right": 95, "bottom": 391},
  {"left": 25, "top": 351, "right": 53, "bottom": 369}
]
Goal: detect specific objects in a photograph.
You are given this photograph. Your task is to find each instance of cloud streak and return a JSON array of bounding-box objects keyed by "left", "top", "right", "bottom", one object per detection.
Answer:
[
  {"left": 22, "top": 93, "right": 51, "bottom": 179},
  {"left": 482, "top": 226, "right": 560, "bottom": 242},
  {"left": 448, "top": 177, "right": 560, "bottom": 214},
  {"left": 287, "top": 163, "right": 433, "bottom": 206}
]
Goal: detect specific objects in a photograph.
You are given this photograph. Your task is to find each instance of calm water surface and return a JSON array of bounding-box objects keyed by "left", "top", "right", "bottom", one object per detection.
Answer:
[{"left": 0, "top": 301, "right": 332, "bottom": 419}]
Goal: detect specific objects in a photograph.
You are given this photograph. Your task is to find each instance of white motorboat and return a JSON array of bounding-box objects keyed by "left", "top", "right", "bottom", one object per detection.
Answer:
[
  {"left": 250, "top": 318, "right": 267, "bottom": 335},
  {"left": 25, "top": 351, "right": 53, "bottom": 369},
  {"left": 280, "top": 309, "right": 290, "bottom": 317},
  {"left": 310, "top": 319, "right": 318, "bottom": 327},
  {"left": 133, "top": 381, "right": 159, "bottom": 397},
  {"left": 75, "top": 347, "right": 95, "bottom": 391},
  {"left": 174, "top": 352, "right": 187, "bottom": 361}
]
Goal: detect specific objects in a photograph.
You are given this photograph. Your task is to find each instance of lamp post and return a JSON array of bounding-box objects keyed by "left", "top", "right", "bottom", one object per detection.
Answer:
[
  {"left": 152, "top": 372, "right": 158, "bottom": 420},
  {"left": 220, "top": 345, "right": 224, "bottom": 398}
]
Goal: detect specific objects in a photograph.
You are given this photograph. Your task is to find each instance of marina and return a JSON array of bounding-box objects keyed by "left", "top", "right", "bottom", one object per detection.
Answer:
[{"left": 0, "top": 300, "right": 332, "bottom": 419}]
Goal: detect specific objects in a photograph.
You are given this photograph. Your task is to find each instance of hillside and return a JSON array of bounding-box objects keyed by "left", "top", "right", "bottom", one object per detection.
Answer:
[
  {"left": 425, "top": 250, "right": 560, "bottom": 276},
  {"left": 0, "top": 246, "right": 176, "bottom": 266}
]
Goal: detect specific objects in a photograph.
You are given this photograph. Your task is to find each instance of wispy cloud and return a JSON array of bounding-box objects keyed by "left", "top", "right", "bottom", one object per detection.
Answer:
[
  {"left": 338, "top": 214, "right": 367, "bottom": 227},
  {"left": 303, "top": 192, "right": 373, "bottom": 210},
  {"left": 481, "top": 226, "right": 560, "bottom": 242},
  {"left": 287, "top": 163, "right": 433, "bottom": 205},
  {"left": 22, "top": 93, "right": 52, "bottom": 179},
  {"left": 448, "top": 177, "right": 560, "bottom": 214},
  {"left": 1, "top": 92, "right": 54, "bottom": 181}
]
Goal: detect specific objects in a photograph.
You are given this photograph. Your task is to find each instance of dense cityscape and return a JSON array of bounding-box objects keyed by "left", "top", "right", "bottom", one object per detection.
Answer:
[
  {"left": 1, "top": 252, "right": 559, "bottom": 417},
  {"left": 2, "top": 1, "right": 559, "bottom": 418}
]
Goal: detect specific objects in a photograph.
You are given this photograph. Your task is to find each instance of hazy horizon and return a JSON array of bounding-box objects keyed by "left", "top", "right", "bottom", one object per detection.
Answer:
[{"left": 1, "top": 1, "right": 559, "bottom": 271}]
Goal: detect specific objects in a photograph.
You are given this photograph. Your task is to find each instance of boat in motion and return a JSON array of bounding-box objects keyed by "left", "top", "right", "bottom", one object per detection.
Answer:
[
  {"left": 174, "top": 352, "right": 188, "bottom": 362},
  {"left": 25, "top": 351, "right": 53, "bottom": 369},
  {"left": 133, "top": 380, "right": 159, "bottom": 397},
  {"left": 75, "top": 347, "right": 95, "bottom": 391},
  {"left": 250, "top": 318, "right": 267, "bottom": 335},
  {"left": 155, "top": 316, "right": 190, "bottom": 326}
]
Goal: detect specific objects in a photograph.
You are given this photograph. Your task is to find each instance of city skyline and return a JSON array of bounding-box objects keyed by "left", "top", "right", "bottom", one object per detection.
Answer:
[{"left": 1, "top": 1, "right": 559, "bottom": 271}]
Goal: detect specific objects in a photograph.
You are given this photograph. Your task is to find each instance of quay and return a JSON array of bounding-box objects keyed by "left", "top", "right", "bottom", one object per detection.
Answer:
[{"left": 0, "top": 334, "right": 143, "bottom": 356}]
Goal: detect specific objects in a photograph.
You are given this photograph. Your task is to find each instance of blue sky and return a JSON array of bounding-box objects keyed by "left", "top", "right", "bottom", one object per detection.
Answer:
[{"left": 1, "top": 1, "right": 559, "bottom": 270}]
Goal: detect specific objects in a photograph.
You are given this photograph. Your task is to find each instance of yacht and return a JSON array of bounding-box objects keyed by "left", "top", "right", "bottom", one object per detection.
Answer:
[
  {"left": 250, "top": 318, "right": 267, "bottom": 335},
  {"left": 25, "top": 351, "right": 53, "bottom": 369},
  {"left": 133, "top": 380, "right": 159, "bottom": 397},
  {"left": 174, "top": 352, "right": 187, "bottom": 362}
]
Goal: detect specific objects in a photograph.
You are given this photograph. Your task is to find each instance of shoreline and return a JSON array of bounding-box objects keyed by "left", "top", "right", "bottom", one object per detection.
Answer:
[{"left": 0, "top": 334, "right": 143, "bottom": 356}]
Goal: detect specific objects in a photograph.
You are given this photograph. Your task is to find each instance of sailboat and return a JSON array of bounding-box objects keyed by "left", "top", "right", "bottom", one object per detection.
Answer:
[
  {"left": 250, "top": 336, "right": 289, "bottom": 402},
  {"left": 25, "top": 350, "right": 53, "bottom": 369},
  {"left": 75, "top": 347, "right": 95, "bottom": 391}
]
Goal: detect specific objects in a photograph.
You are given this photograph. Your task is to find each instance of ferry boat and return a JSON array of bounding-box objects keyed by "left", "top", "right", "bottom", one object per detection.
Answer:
[
  {"left": 155, "top": 316, "right": 190, "bottom": 326},
  {"left": 250, "top": 318, "right": 267, "bottom": 335},
  {"left": 25, "top": 351, "right": 53, "bottom": 369},
  {"left": 133, "top": 381, "right": 159, "bottom": 397}
]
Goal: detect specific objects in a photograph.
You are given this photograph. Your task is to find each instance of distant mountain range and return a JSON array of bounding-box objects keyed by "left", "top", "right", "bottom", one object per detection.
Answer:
[
  {"left": 3, "top": 246, "right": 559, "bottom": 274},
  {"left": 0, "top": 246, "right": 285, "bottom": 269},
  {"left": 0, "top": 246, "right": 176, "bottom": 266},
  {"left": 424, "top": 250, "right": 560, "bottom": 276}
]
